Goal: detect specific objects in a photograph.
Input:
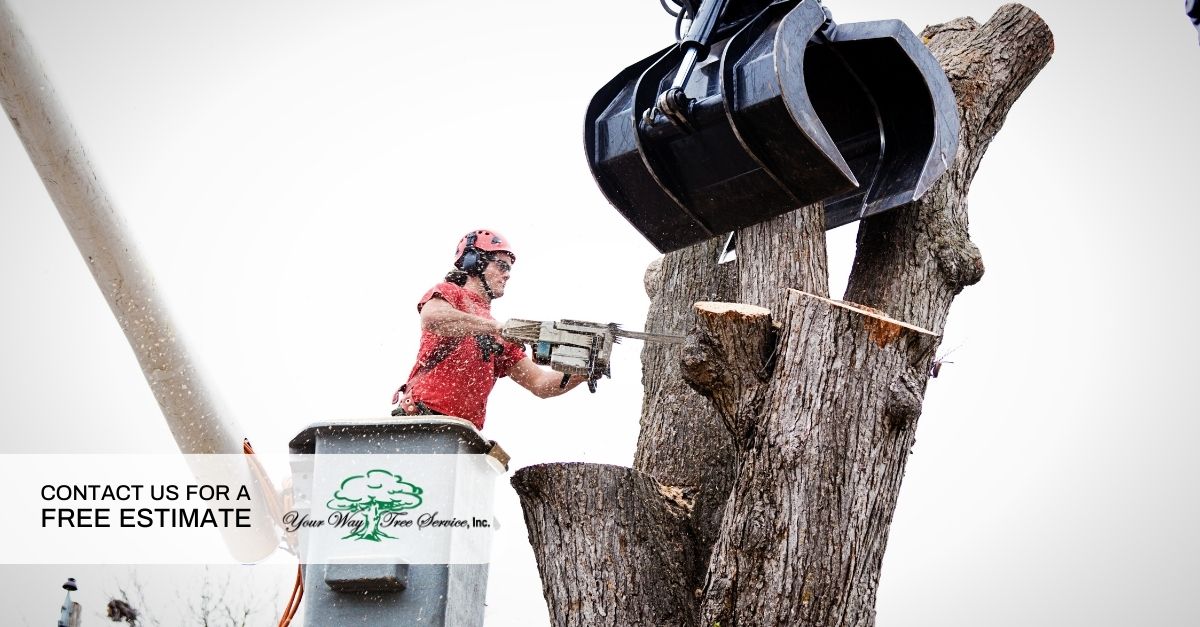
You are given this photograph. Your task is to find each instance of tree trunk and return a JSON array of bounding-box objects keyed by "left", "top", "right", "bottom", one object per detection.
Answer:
[
  {"left": 697, "top": 292, "right": 939, "bottom": 625},
  {"left": 634, "top": 237, "right": 741, "bottom": 586},
  {"left": 514, "top": 4, "right": 1053, "bottom": 625},
  {"left": 512, "top": 464, "right": 699, "bottom": 626}
]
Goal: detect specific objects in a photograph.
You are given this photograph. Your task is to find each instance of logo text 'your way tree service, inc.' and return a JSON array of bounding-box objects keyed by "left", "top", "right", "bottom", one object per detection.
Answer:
[{"left": 282, "top": 468, "right": 492, "bottom": 543}]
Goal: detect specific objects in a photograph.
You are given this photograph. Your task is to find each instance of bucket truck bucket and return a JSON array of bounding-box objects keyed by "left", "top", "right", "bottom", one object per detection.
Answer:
[
  {"left": 584, "top": 0, "right": 959, "bottom": 253},
  {"left": 289, "top": 418, "right": 506, "bottom": 627}
]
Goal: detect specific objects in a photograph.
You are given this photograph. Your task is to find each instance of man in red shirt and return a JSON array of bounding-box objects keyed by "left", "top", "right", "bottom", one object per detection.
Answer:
[{"left": 393, "top": 229, "right": 586, "bottom": 429}]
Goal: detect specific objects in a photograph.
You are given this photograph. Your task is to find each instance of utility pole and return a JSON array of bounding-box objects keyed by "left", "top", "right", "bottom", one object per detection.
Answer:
[{"left": 57, "top": 578, "right": 80, "bottom": 627}]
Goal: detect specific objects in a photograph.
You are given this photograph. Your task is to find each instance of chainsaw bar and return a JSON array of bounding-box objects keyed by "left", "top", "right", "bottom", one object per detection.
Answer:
[{"left": 608, "top": 324, "right": 686, "bottom": 345}]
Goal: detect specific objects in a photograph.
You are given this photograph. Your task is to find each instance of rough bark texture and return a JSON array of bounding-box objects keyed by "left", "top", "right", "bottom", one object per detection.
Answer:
[
  {"left": 846, "top": 6, "right": 1054, "bottom": 329},
  {"left": 681, "top": 302, "right": 776, "bottom": 444},
  {"left": 737, "top": 206, "right": 830, "bottom": 313},
  {"left": 635, "top": 237, "right": 740, "bottom": 584},
  {"left": 511, "top": 463, "right": 698, "bottom": 627},
  {"left": 635, "top": 204, "right": 830, "bottom": 584},
  {"left": 515, "top": 5, "right": 1052, "bottom": 625},
  {"left": 699, "top": 292, "right": 939, "bottom": 625}
]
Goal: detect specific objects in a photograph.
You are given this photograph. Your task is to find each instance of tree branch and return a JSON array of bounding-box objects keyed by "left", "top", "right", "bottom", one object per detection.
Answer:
[
  {"left": 736, "top": 203, "right": 830, "bottom": 311},
  {"left": 846, "top": 4, "right": 1054, "bottom": 332},
  {"left": 680, "top": 301, "right": 775, "bottom": 445},
  {"left": 927, "top": 4, "right": 1056, "bottom": 184}
]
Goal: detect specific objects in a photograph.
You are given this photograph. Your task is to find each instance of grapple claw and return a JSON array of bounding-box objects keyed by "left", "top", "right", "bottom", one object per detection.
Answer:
[{"left": 585, "top": 0, "right": 959, "bottom": 253}]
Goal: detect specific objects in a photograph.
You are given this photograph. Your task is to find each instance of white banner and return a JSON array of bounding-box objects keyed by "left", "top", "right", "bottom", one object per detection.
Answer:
[{"left": 0, "top": 453, "right": 500, "bottom": 565}]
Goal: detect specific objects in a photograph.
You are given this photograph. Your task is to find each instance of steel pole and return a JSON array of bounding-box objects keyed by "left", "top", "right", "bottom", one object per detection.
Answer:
[
  {"left": 57, "top": 578, "right": 79, "bottom": 627},
  {"left": 0, "top": 0, "right": 277, "bottom": 561}
]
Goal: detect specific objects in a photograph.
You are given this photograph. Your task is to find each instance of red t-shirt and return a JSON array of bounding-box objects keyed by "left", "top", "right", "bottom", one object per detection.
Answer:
[{"left": 403, "top": 282, "right": 526, "bottom": 429}]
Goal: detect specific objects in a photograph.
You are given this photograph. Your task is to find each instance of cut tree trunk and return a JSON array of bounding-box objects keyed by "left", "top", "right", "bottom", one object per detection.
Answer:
[
  {"left": 514, "top": 4, "right": 1053, "bottom": 625},
  {"left": 511, "top": 464, "right": 699, "bottom": 627},
  {"left": 698, "top": 292, "right": 938, "bottom": 625}
]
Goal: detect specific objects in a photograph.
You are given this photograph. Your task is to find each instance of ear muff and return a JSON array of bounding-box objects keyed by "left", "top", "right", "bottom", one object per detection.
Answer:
[
  {"left": 458, "top": 249, "right": 484, "bottom": 274},
  {"left": 455, "top": 232, "right": 488, "bottom": 275}
]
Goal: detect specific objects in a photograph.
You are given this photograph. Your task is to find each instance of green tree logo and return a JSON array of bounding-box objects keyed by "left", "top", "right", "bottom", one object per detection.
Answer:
[{"left": 327, "top": 469, "right": 424, "bottom": 542}]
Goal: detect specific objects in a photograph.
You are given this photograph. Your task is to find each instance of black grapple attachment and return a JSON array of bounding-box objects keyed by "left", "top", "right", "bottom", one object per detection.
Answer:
[
  {"left": 1189, "top": 0, "right": 1200, "bottom": 42},
  {"left": 585, "top": 0, "right": 959, "bottom": 253}
]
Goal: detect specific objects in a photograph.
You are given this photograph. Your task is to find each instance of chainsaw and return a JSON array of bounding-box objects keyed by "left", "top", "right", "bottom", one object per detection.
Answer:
[{"left": 501, "top": 319, "right": 684, "bottom": 392}]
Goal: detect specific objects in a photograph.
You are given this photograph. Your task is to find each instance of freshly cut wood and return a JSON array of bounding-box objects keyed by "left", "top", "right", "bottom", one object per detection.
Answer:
[
  {"left": 682, "top": 301, "right": 774, "bottom": 442},
  {"left": 802, "top": 293, "right": 937, "bottom": 347}
]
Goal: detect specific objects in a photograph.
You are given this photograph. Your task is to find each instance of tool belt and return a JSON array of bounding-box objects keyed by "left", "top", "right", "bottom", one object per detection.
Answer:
[
  {"left": 391, "top": 383, "right": 442, "bottom": 417},
  {"left": 390, "top": 400, "right": 441, "bottom": 417}
]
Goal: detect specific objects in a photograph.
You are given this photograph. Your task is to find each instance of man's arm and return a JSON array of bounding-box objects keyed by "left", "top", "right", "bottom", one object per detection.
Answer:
[
  {"left": 420, "top": 297, "right": 501, "bottom": 337},
  {"left": 509, "top": 357, "right": 587, "bottom": 399}
]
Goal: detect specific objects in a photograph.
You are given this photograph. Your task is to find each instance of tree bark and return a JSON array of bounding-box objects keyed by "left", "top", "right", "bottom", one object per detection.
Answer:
[
  {"left": 847, "top": 5, "right": 1055, "bottom": 329},
  {"left": 635, "top": 237, "right": 741, "bottom": 584},
  {"left": 512, "top": 463, "right": 699, "bottom": 627},
  {"left": 699, "top": 292, "right": 938, "bottom": 625},
  {"left": 680, "top": 301, "right": 776, "bottom": 445},
  {"left": 515, "top": 4, "right": 1053, "bottom": 625}
]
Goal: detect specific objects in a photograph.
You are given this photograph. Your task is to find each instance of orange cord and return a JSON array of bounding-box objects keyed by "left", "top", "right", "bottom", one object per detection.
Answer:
[
  {"left": 242, "top": 439, "right": 305, "bottom": 627},
  {"left": 242, "top": 439, "right": 289, "bottom": 539},
  {"left": 278, "top": 563, "right": 304, "bottom": 626}
]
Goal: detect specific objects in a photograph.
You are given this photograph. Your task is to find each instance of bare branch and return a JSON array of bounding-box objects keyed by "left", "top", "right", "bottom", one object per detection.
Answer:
[{"left": 847, "top": 4, "right": 1053, "bottom": 330}]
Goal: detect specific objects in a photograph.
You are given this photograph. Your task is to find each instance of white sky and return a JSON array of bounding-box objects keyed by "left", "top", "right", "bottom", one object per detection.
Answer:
[{"left": 1, "top": 0, "right": 1198, "bottom": 625}]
